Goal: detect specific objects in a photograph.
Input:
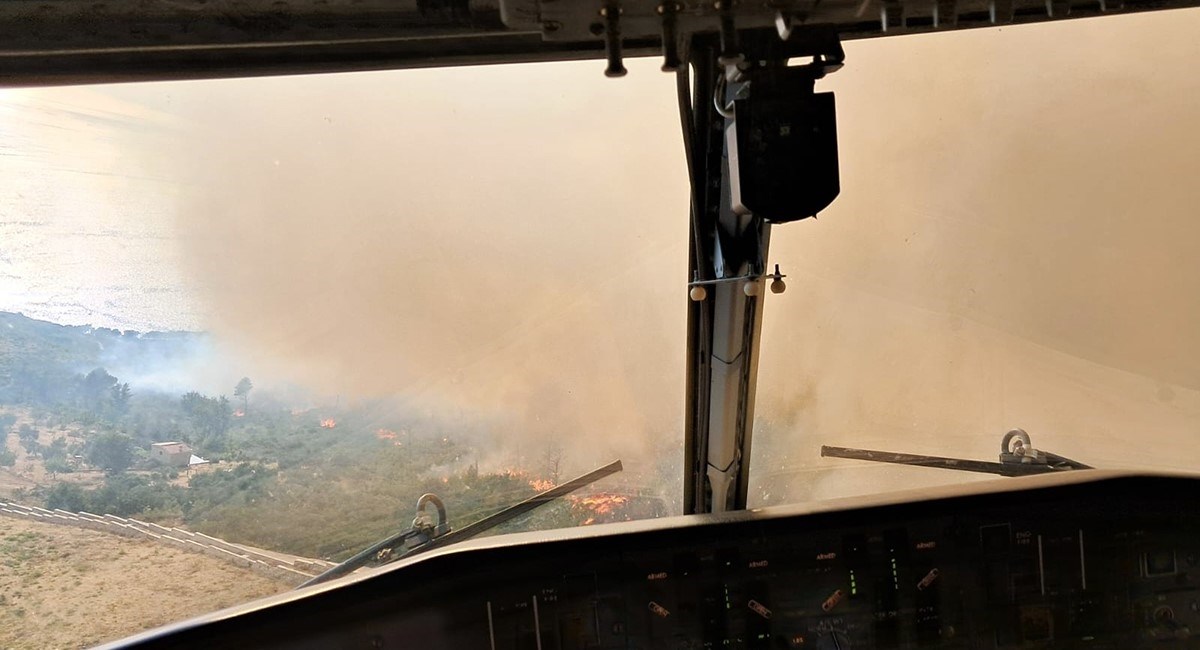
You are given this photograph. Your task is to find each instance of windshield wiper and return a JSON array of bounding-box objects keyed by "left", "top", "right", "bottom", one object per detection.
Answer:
[
  {"left": 298, "top": 459, "right": 623, "bottom": 589},
  {"left": 822, "top": 429, "right": 1092, "bottom": 478}
]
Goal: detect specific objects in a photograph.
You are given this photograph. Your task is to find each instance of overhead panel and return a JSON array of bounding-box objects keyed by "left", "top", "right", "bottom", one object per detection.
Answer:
[{"left": 0, "top": 0, "right": 1197, "bottom": 84}]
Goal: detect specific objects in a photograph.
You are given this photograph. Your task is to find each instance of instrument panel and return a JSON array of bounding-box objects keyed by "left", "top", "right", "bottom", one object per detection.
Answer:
[{"left": 105, "top": 472, "right": 1200, "bottom": 649}]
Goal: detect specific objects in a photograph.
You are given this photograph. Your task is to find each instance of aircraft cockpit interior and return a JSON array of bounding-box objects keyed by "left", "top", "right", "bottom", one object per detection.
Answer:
[{"left": 2, "top": 0, "right": 1199, "bottom": 648}]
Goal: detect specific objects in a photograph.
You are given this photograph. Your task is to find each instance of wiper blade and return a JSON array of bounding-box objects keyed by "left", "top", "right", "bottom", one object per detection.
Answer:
[
  {"left": 299, "top": 459, "right": 623, "bottom": 589},
  {"left": 821, "top": 446, "right": 1065, "bottom": 477},
  {"left": 822, "top": 429, "right": 1092, "bottom": 478}
]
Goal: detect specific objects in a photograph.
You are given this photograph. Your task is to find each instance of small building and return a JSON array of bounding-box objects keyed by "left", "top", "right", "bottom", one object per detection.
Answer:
[{"left": 149, "top": 441, "right": 193, "bottom": 467}]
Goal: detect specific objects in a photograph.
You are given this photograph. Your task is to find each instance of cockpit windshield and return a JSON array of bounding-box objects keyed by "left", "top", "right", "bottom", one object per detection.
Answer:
[{"left": 2, "top": 8, "right": 1199, "bottom": 648}]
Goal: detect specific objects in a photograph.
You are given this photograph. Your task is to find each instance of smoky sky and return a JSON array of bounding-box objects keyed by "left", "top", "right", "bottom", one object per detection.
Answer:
[
  {"left": 7, "top": 8, "right": 1200, "bottom": 503},
  {"left": 755, "top": 10, "right": 1200, "bottom": 500},
  {"left": 153, "top": 60, "right": 689, "bottom": 469}
]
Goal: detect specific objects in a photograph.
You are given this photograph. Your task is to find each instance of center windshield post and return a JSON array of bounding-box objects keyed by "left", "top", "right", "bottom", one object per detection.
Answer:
[{"left": 681, "top": 25, "right": 845, "bottom": 514}]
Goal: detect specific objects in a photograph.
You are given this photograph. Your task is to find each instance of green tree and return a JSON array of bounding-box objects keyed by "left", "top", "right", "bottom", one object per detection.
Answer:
[
  {"left": 87, "top": 432, "right": 135, "bottom": 473},
  {"left": 19, "top": 437, "right": 41, "bottom": 456},
  {"left": 44, "top": 457, "right": 73, "bottom": 477},
  {"left": 43, "top": 437, "right": 70, "bottom": 476},
  {"left": 0, "top": 448, "right": 14, "bottom": 467},
  {"left": 45, "top": 436, "right": 67, "bottom": 459},
  {"left": 45, "top": 482, "right": 88, "bottom": 512},
  {"left": 234, "top": 377, "right": 253, "bottom": 412},
  {"left": 181, "top": 392, "right": 232, "bottom": 454},
  {"left": 81, "top": 368, "right": 117, "bottom": 407},
  {"left": 17, "top": 424, "right": 38, "bottom": 447},
  {"left": 110, "top": 382, "right": 131, "bottom": 415}
]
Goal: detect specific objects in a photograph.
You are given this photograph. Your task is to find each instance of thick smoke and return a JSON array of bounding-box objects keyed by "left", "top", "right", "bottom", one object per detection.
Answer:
[
  {"left": 90, "top": 10, "right": 1200, "bottom": 505},
  {"left": 155, "top": 60, "right": 690, "bottom": 481},
  {"left": 753, "top": 11, "right": 1200, "bottom": 502}
]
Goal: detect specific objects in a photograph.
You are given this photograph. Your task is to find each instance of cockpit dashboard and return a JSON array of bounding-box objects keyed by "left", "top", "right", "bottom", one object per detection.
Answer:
[{"left": 101, "top": 471, "right": 1200, "bottom": 649}]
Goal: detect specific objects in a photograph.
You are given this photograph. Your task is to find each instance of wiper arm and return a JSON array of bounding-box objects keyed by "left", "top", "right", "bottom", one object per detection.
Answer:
[
  {"left": 299, "top": 459, "right": 623, "bottom": 589},
  {"left": 822, "top": 429, "right": 1091, "bottom": 478}
]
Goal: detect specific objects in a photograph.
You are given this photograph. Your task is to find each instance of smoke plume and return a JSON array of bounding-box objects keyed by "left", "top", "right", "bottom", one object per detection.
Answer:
[{"left": 86, "top": 9, "right": 1200, "bottom": 505}]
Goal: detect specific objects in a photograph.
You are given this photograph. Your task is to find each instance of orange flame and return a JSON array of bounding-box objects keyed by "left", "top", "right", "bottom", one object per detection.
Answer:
[
  {"left": 529, "top": 478, "right": 556, "bottom": 492},
  {"left": 570, "top": 493, "right": 629, "bottom": 515},
  {"left": 320, "top": 418, "right": 337, "bottom": 429},
  {"left": 568, "top": 492, "right": 631, "bottom": 524},
  {"left": 375, "top": 428, "right": 397, "bottom": 440},
  {"left": 233, "top": 409, "right": 245, "bottom": 418}
]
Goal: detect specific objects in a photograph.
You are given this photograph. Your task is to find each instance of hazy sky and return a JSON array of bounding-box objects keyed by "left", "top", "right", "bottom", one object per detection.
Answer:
[{"left": 2, "top": 10, "right": 1199, "bottom": 501}]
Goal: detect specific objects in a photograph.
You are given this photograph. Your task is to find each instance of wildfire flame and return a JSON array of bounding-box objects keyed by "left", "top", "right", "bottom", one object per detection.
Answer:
[
  {"left": 319, "top": 418, "right": 337, "bottom": 429},
  {"left": 568, "top": 492, "right": 631, "bottom": 525},
  {"left": 375, "top": 428, "right": 397, "bottom": 440},
  {"left": 570, "top": 493, "right": 629, "bottom": 515},
  {"left": 510, "top": 470, "right": 637, "bottom": 526},
  {"left": 233, "top": 409, "right": 245, "bottom": 418}
]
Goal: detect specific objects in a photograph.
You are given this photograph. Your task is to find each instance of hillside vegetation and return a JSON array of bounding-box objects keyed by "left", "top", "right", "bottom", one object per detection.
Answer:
[{"left": 0, "top": 311, "right": 663, "bottom": 563}]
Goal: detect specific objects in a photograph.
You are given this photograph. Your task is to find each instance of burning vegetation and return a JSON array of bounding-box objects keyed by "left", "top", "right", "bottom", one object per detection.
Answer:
[
  {"left": 522, "top": 476, "right": 643, "bottom": 526},
  {"left": 569, "top": 493, "right": 632, "bottom": 525},
  {"left": 374, "top": 429, "right": 406, "bottom": 446},
  {"left": 319, "top": 418, "right": 337, "bottom": 429}
]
